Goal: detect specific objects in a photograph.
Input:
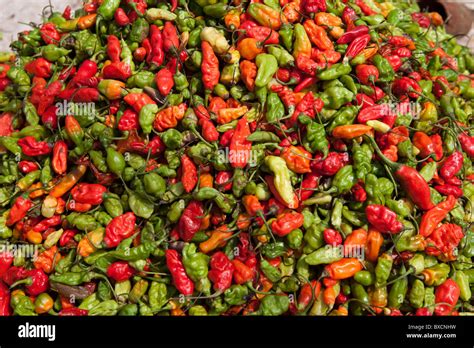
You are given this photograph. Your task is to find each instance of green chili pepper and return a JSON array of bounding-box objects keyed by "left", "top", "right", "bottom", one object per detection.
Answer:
[
  {"left": 317, "top": 63, "right": 352, "bottom": 81},
  {"left": 255, "top": 54, "right": 279, "bottom": 88}
]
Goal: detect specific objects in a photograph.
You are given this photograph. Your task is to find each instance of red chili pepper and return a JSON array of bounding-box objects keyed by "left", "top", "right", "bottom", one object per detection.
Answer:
[
  {"left": 178, "top": 200, "right": 204, "bottom": 242},
  {"left": 365, "top": 205, "right": 403, "bottom": 234},
  {"left": 6, "top": 196, "right": 33, "bottom": 226},
  {"left": 229, "top": 116, "right": 252, "bottom": 168},
  {"left": 426, "top": 223, "right": 464, "bottom": 261},
  {"left": 107, "top": 261, "right": 135, "bottom": 282},
  {"left": 271, "top": 211, "right": 304, "bottom": 237},
  {"left": 392, "top": 77, "right": 421, "bottom": 99},
  {"left": 103, "top": 62, "right": 132, "bottom": 81},
  {"left": 440, "top": 151, "right": 463, "bottom": 180},
  {"left": 456, "top": 134, "right": 473, "bottom": 159},
  {"left": 52, "top": 140, "right": 68, "bottom": 175},
  {"left": 201, "top": 41, "right": 220, "bottom": 91},
  {"left": 303, "top": 0, "right": 327, "bottom": 13},
  {"left": 0, "top": 282, "right": 11, "bottom": 316},
  {"left": 289, "top": 91, "right": 316, "bottom": 125},
  {"left": 199, "top": 118, "right": 219, "bottom": 142},
  {"left": 246, "top": 26, "right": 279, "bottom": 45},
  {"left": 162, "top": 22, "right": 179, "bottom": 52},
  {"left": 215, "top": 171, "right": 233, "bottom": 191},
  {"left": 25, "top": 58, "right": 52, "bottom": 78},
  {"left": 181, "top": 155, "right": 198, "bottom": 193},
  {"left": 18, "top": 161, "right": 39, "bottom": 174},
  {"left": 419, "top": 195, "right": 457, "bottom": 237},
  {"left": 71, "top": 183, "right": 107, "bottom": 205},
  {"left": 114, "top": 8, "right": 130, "bottom": 26},
  {"left": 58, "top": 88, "right": 100, "bottom": 102},
  {"left": 103, "top": 212, "right": 137, "bottom": 248},
  {"left": 166, "top": 249, "right": 194, "bottom": 295},
  {"left": 434, "top": 279, "right": 460, "bottom": 316},
  {"left": 296, "top": 172, "right": 320, "bottom": 202},
  {"left": 32, "top": 215, "right": 61, "bottom": 233},
  {"left": 412, "top": 12, "right": 431, "bottom": 28},
  {"left": 385, "top": 55, "right": 403, "bottom": 72},
  {"left": 0, "top": 252, "right": 14, "bottom": 278},
  {"left": 155, "top": 68, "right": 173, "bottom": 96},
  {"left": 345, "top": 34, "right": 371, "bottom": 60},
  {"left": 312, "top": 152, "right": 349, "bottom": 176},
  {"left": 294, "top": 77, "right": 318, "bottom": 93},
  {"left": 355, "top": 64, "right": 379, "bottom": 85},
  {"left": 149, "top": 25, "right": 165, "bottom": 66},
  {"left": 18, "top": 136, "right": 51, "bottom": 157},
  {"left": 124, "top": 92, "right": 156, "bottom": 113},
  {"left": 323, "top": 228, "right": 343, "bottom": 246},
  {"left": 59, "top": 230, "right": 77, "bottom": 248},
  {"left": 68, "top": 60, "right": 98, "bottom": 88},
  {"left": 208, "top": 252, "right": 234, "bottom": 292},
  {"left": 40, "top": 23, "right": 60, "bottom": 45},
  {"left": 351, "top": 182, "right": 367, "bottom": 202},
  {"left": 337, "top": 25, "right": 369, "bottom": 44},
  {"left": 232, "top": 259, "right": 254, "bottom": 284},
  {"left": 357, "top": 104, "right": 387, "bottom": 124},
  {"left": 107, "top": 35, "right": 122, "bottom": 63},
  {"left": 118, "top": 109, "right": 139, "bottom": 131},
  {"left": 342, "top": 6, "right": 358, "bottom": 28},
  {"left": 59, "top": 307, "right": 89, "bottom": 316}
]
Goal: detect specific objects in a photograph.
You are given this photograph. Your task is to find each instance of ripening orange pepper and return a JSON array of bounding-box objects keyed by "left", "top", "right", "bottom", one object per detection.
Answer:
[
  {"left": 199, "top": 173, "right": 214, "bottom": 188},
  {"left": 240, "top": 60, "right": 257, "bottom": 91},
  {"left": 332, "top": 125, "right": 373, "bottom": 139},
  {"left": 325, "top": 258, "right": 363, "bottom": 280},
  {"left": 293, "top": 23, "right": 312, "bottom": 59},
  {"left": 26, "top": 230, "right": 42, "bottom": 244},
  {"left": 77, "top": 14, "right": 97, "bottom": 29},
  {"left": 280, "top": 146, "right": 312, "bottom": 174},
  {"left": 200, "top": 214, "right": 211, "bottom": 231},
  {"left": 428, "top": 12, "right": 443, "bottom": 26},
  {"left": 303, "top": 19, "right": 334, "bottom": 51},
  {"left": 283, "top": 0, "right": 302, "bottom": 23},
  {"left": 34, "top": 245, "right": 62, "bottom": 273},
  {"left": 77, "top": 228, "right": 104, "bottom": 257},
  {"left": 199, "top": 226, "right": 232, "bottom": 254},
  {"left": 153, "top": 103, "right": 187, "bottom": 131},
  {"left": 224, "top": 9, "right": 241, "bottom": 29},
  {"left": 237, "top": 38, "right": 264, "bottom": 60},
  {"left": 344, "top": 228, "right": 368, "bottom": 249},
  {"left": 48, "top": 164, "right": 87, "bottom": 198},
  {"left": 248, "top": 3, "right": 286, "bottom": 30},
  {"left": 236, "top": 213, "right": 251, "bottom": 230},
  {"left": 217, "top": 106, "right": 248, "bottom": 125},
  {"left": 315, "top": 12, "right": 343, "bottom": 27},
  {"left": 242, "top": 195, "right": 264, "bottom": 216},
  {"left": 329, "top": 26, "right": 345, "bottom": 39},
  {"left": 28, "top": 182, "right": 46, "bottom": 199},
  {"left": 323, "top": 285, "right": 337, "bottom": 305},
  {"left": 365, "top": 228, "right": 384, "bottom": 262}
]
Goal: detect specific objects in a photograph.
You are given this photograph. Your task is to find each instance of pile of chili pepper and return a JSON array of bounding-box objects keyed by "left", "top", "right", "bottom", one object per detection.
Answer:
[{"left": 0, "top": 0, "right": 473, "bottom": 316}]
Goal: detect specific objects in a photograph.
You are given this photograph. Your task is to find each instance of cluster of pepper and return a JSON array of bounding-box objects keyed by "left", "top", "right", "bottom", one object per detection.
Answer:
[{"left": 0, "top": 0, "right": 473, "bottom": 316}]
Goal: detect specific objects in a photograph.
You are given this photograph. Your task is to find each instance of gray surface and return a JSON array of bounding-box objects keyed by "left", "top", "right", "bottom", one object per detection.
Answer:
[{"left": 0, "top": 0, "right": 81, "bottom": 51}]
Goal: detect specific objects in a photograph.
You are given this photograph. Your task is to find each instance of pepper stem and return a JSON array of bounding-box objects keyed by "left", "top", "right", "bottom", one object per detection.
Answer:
[{"left": 364, "top": 135, "right": 399, "bottom": 170}]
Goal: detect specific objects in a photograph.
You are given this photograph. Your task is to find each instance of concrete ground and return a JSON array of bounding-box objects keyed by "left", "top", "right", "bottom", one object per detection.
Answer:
[{"left": 0, "top": 0, "right": 81, "bottom": 51}]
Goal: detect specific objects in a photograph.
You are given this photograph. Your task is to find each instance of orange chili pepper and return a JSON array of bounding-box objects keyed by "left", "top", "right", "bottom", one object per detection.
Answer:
[
  {"left": 34, "top": 245, "right": 62, "bottom": 273},
  {"left": 237, "top": 38, "right": 264, "bottom": 60},
  {"left": 242, "top": 195, "right": 264, "bottom": 216},
  {"left": 77, "top": 14, "right": 97, "bottom": 29},
  {"left": 344, "top": 228, "right": 367, "bottom": 248},
  {"left": 332, "top": 125, "right": 373, "bottom": 139},
  {"left": 315, "top": 12, "right": 343, "bottom": 26},
  {"left": 217, "top": 106, "right": 248, "bottom": 125},
  {"left": 236, "top": 213, "right": 251, "bottom": 230},
  {"left": 224, "top": 9, "right": 241, "bottom": 29},
  {"left": 77, "top": 229, "right": 104, "bottom": 257},
  {"left": 303, "top": 19, "right": 334, "bottom": 51},
  {"left": 48, "top": 164, "right": 87, "bottom": 198},
  {"left": 325, "top": 258, "right": 363, "bottom": 280},
  {"left": 153, "top": 103, "right": 187, "bottom": 131},
  {"left": 280, "top": 146, "right": 312, "bottom": 174},
  {"left": 199, "top": 226, "right": 232, "bottom": 254},
  {"left": 240, "top": 60, "right": 257, "bottom": 91},
  {"left": 283, "top": 0, "right": 302, "bottom": 23},
  {"left": 365, "top": 228, "right": 383, "bottom": 262},
  {"left": 323, "top": 285, "right": 337, "bottom": 305},
  {"left": 199, "top": 173, "right": 213, "bottom": 188},
  {"left": 382, "top": 144, "right": 398, "bottom": 162},
  {"left": 28, "top": 182, "right": 46, "bottom": 199},
  {"left": 200, "top": 214, "right": 211, "bottom": 231}
]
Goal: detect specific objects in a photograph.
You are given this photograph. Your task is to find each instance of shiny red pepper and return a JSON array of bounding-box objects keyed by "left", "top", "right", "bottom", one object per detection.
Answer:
[
  {"left": 103, "top": 212, "right": 137, "bottom": 248},
  {"left": 107, "top": 261, "right": 135, "bottom": 282},
  {"left": 71, "top": 183, "right": 107, "bottom": 205},
  {"left": 434, "top": 279, "right": 460, "bottom": 316},
  {"left": 208, "top": 252, "right": 234, "bottom": 292},
  {"left": 166, "top": 249, "right": 194, "bottom": 295}
]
